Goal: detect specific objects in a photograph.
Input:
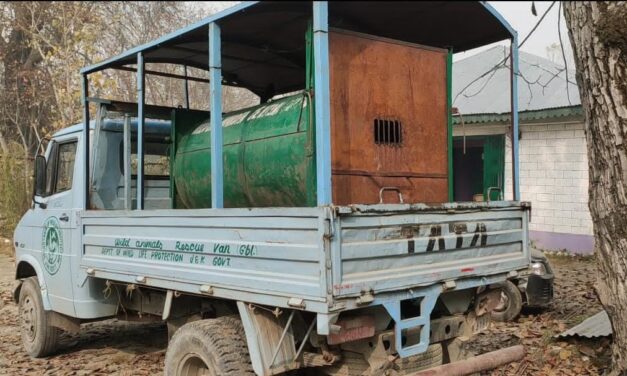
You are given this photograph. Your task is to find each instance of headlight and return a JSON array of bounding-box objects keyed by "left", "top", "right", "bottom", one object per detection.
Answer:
[{"left": 530, "top": 262, "right": 546, "bottom": 276}]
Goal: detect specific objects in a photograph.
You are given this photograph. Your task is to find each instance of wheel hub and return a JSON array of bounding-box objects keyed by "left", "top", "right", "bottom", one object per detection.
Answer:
[
  {"left": 21, "top": 296, "right": 37, "bottom": 342},
  {"left": 178, "top": 353, "right": 213, "bottom": 376},
  {"left": 493, "top": 291, "right": 510, "bottom": 312}
]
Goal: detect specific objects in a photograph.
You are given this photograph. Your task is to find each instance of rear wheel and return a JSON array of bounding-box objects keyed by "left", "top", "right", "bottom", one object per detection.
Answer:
[
  {"left": 398, "top": 343, "right": 443, "bottom": 374},
  {"left": 491, "top": 281, "right": 523, "bottom": 322},
  {"left": 323, "top": 343, "right": 443, "bottom": 376},
  {"left": 18, "top": 277, "right": 59, "bottom": 357},
  {"left": 164, "top": 316, "right": 254, "bottom": 376}
]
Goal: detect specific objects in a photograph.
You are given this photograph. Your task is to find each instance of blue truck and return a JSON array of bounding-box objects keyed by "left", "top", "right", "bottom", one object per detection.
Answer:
[{"left": 13, "top": 2, "right": 533, "bottom": 375}]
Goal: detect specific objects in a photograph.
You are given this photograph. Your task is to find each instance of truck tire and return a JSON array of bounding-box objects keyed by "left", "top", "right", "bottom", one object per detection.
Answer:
[
  {"left": 398, "top": 343, "right": 443, "bottom": 374},
  {"left": 324, "top": 344, "right": 443, "bottom": 376},
  {"left": 18, "top": 277, "right": 59, "bottom": 357},
  {"left": 164, "top": 316, "right": 254, "bottom": 376},
  {"left": 491, "top": 281, "right": 523, "bottom": 322},
  {"left": 323, "top": 350, "right": 370, "bottom": 376}
]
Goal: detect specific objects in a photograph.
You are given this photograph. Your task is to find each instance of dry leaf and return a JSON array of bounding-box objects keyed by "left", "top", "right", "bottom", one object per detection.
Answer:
[
  {"left": 560, "top": 349, "right": 572, "bottom": 360},
  {"left": 579, "top": 345, "right": 595, "bottom": 357}
]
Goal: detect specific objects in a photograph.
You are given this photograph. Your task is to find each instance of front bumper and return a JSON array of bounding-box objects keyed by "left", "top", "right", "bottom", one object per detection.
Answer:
[{"left": 525, "top": 273, "right": 554, "bottom": 308}]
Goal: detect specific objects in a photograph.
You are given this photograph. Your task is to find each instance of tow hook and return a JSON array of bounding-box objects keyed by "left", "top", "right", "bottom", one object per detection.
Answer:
[{"left": 356, "top": 289, "right": 375, "bottom": 305}]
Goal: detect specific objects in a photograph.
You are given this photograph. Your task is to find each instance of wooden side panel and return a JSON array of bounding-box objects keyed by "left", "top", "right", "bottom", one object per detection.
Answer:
[{"left": 329, "top": 30, "right": 448, "bottom": 205}]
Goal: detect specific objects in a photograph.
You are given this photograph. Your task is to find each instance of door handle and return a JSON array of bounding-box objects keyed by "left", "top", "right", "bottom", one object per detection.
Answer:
[{"left": 59, "top": 214, "right": 69, "bottom": 222}]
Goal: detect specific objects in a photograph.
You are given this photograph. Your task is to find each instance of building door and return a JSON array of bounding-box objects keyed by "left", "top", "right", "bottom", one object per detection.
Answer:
[
  {"left": 482, "top": 135, "right": 505, "bottom": 201},
  {"left": 453, "top": 135, "right": 505, "bottom": 202}
]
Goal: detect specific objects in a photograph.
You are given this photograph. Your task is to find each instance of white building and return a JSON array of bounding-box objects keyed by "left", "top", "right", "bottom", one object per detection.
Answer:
[{"left": 452, "top": 46, "right": 593, "bottom": 254}]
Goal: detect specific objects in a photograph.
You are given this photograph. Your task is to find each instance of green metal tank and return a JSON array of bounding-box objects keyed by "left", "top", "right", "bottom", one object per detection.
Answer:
[{"left": 172, "top": 93, "right": 315, "bottom": 208}]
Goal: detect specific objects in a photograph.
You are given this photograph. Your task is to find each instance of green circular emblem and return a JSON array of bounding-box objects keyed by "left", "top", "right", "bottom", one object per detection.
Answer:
[{"left": 42, "top": 216, "right": 63, "bottom": 275}]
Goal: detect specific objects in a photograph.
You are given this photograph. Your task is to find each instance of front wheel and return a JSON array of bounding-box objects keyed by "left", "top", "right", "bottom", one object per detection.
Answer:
[
  {"left": 164, "top": 316, "right": 254, "bottom": 376},
  {"left": 491, "top": 280, "right": 523, "bottom": 322},
  {"left": 19, "top": 277, "right": 59, "bottom": 357}
]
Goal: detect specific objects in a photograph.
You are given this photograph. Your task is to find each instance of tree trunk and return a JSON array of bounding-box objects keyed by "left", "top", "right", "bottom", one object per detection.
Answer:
[{"left": 564, "top": 2, "right": 627, "bottom": 375}]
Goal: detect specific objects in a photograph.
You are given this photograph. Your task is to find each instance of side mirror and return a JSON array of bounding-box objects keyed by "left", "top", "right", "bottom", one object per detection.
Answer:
[{"left": 33, "top": 156, "right": 47, "bottom": 208}]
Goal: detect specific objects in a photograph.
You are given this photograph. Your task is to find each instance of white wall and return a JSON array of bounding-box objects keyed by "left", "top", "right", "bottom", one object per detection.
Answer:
[
  {"left": 454, "top": 121, "right": 593, "bottom": 236},
  {"left": 515, "top": 122, "right": 592, "bottom": 236}
]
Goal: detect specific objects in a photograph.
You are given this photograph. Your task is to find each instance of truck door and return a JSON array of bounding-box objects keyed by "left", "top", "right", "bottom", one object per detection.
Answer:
[{"left": 33, "top": 135, "right": 79, "bottom": 316}]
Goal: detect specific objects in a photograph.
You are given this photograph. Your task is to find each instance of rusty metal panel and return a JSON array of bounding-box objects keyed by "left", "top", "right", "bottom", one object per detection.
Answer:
[
  {"left": 329, "top": 29, "right": 449, "bottom": 205},
  {"left": 327, "top": 315, "right": 375, "bottom": 345}
]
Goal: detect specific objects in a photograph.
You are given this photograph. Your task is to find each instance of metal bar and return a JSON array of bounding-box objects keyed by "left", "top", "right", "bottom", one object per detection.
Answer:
[
  {"left": 91, "top": 104, "right": 104, "bottom": 188},
  {"left": 136, "top": 52, "right": 145, "bottom": 210},
  {"left": 162, "top": 290, "right": 174, "bottom": 320},
  {"left": 183, "top": 65, "right": 190, "bottom": 109},
  {"left": 82, "top": 74, "right": 90, "bottom": 210},
  {"left": 510, "top": 38, "right": 520, "bottom": 201},
  {"left": 313, "top": 1, "right": 332, "bottom": 206},
  {"left": 86, "top": 98, "right": 177, "bottom": 119},
  {"left": 446, "top": 49, "right": 454, "bottom": 202},
  {"left": 209, "top": 22, "right": 224, "bottom": 208},
  {"left": 123, "top": 114, "right": 132, "bottom": 210},
  {"left": 409, "top": 345, "right": 525, "bottom": 376},
  {"left": 85, "top": 97, "right": 112, "bottom": 105},
  {"left": 114, "top": 66, "right": 210, "bottom": 84},
  {"left": 170, "top": 110, "right": 177, "bottom": 209},
  {"left": 294, "top": 318, "right": 316, "bottom": 360},
  {"left": 270, "top": 310, "right": 295, "bottom": 367},
  {"left": 167, "top": 44, "right": 301, "bottom": 70},
  {"left": 114, "top": 64, "right": 263, "bottom": 94}
]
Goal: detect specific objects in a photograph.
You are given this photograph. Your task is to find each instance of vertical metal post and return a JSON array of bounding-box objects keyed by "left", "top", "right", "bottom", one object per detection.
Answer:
[
  {"left": 446, "top": 49, "right": 454, "bottom": 202},
  {"left": 82, "top": 74, "right": 90, "bottom": 210},
  {"left": 91, "top": 105, "right": 104, "bottom": 189},
  {"left": 209, "top": 22, "right": 224, "bottom": 208},
  {"left": 183, "top": 65, "right": 190, "bottom": 109},
  {"left": 313, "top": 1, "right": 332, "bottom": 206},
  {"left": 123, "top": 114, "right": 132, "bottom": 210},
  {"left": 137, "top": 52, "right": 145, "bottom": 210},
  {"left": 510, "top": 38, "right": 520, "bottom": 201}
]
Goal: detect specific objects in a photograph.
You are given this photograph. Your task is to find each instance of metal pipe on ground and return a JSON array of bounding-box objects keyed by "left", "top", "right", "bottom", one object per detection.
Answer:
[{"left": 408, "top": 345, "right": 525, "bottom": 376}]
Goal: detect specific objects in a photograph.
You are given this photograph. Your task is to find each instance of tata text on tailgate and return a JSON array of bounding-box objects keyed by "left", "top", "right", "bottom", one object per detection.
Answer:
[{"left": 13, "top": 2, "right": 531, "bottom": 375}]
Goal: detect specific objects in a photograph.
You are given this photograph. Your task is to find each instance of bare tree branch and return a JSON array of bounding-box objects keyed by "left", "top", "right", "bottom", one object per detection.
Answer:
[{"left": 453, "top": 1, "right": 557, "bottom": 104}]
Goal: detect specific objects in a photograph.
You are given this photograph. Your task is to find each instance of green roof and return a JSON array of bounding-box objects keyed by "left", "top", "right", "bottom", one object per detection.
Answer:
[{"left": 452, "top": 105, "right": 583, "bottom": 125}]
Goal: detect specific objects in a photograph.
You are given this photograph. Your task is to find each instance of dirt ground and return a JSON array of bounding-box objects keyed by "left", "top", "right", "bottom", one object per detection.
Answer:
[
  {"left": 0, "top": 244, "right": 612, "bottom": 376},
  {"left": 468, "top": 255, "right": 611, "bottom": 376}
]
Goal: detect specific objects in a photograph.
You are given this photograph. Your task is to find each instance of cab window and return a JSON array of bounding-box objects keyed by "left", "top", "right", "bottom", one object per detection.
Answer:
[
  {"left": 55, "top": 142, "right": 77, "bottom": 193},
  {"left": 43, "top": 140, "right": 77, "bottom": 196}
]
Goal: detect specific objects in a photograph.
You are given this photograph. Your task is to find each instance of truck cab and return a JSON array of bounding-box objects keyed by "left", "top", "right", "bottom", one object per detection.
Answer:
[
  {"left": 15, "top": 126, "right": 83, "bottom": 317},
  {"left": 14, "top": 119, "right": 173, "bottom": 322}
]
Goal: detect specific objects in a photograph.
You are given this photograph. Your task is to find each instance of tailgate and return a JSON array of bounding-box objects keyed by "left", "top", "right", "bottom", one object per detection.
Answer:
[{"left": 332, "top": 202, "right": 530, "bottom": 297}]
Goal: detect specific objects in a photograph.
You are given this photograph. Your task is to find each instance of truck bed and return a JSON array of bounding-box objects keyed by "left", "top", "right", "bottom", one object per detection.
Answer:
[{"left": 80, "top": 201, "right": 529, "bottom": 314}]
